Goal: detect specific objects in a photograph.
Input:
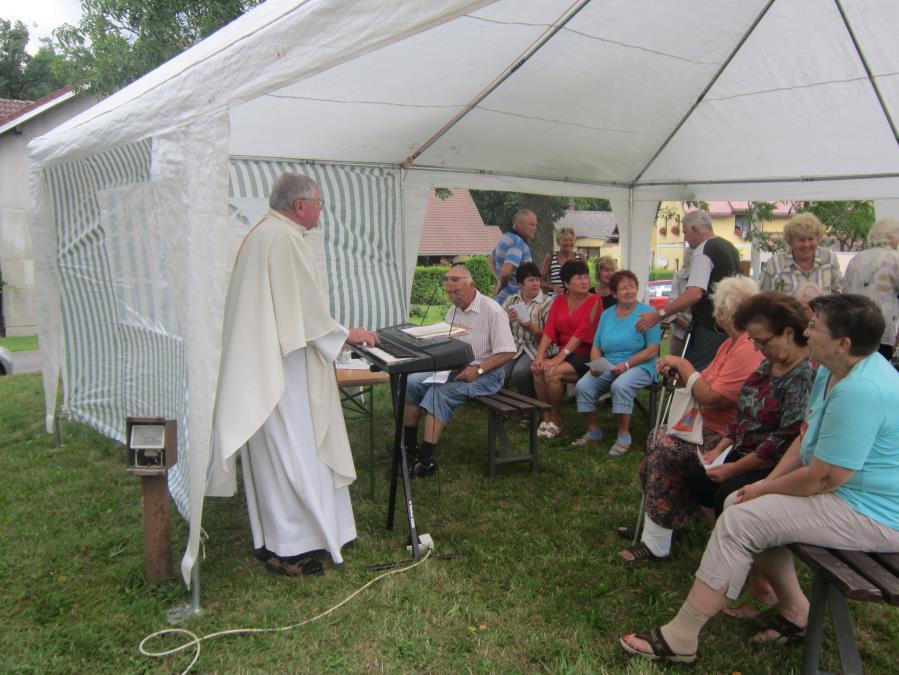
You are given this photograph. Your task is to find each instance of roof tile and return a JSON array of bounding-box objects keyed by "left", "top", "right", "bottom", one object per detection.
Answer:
[{"left": 418, "top": 189, "right": 503, "bottom": 256}]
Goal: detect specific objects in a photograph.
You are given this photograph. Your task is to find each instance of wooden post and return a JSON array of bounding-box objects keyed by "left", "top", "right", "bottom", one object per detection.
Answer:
[
  {"left": 141, "top": 474, "right": 172, "bottom": 584},
  {"left": 125, "top": 417, "right": 177, "bottom": 585}
]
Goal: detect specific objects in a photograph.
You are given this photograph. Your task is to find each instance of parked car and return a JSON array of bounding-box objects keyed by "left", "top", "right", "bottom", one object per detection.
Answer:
[{"left": 645, "top": 279, "right": 672, "bottom": 311}]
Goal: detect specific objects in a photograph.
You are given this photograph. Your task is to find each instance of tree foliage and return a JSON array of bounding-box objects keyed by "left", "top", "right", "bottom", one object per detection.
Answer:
[
  {"left": 51, "top": 0, "right": 263, "bottom": 95},
  {"left": 748, "top": 200, "right": 875, "bottom": 253},
  {"left": 470, "top": 190, "right": 612, "bottom": 266},
  {"left": 801, "top": 200, "right": 875, "bottom": 251},
  {"left": 0, "top": 19, "right": 67, "bottom": 100}
]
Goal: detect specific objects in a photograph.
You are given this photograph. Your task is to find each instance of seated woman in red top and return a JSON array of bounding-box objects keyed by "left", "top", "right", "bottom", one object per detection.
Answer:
[{"left": 531, "top": 260, "right": 602, "bottom": 439}]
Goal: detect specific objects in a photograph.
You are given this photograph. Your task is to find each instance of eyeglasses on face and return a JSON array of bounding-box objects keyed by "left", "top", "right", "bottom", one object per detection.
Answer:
[
  {"left": 806, "top": 319, "right": 829, "bottom": 333},
  {"left": 749, "top": 334, "right": 776, "bottom": 348},
  {"left": 302, "top": 197, "right": 324, "bottom": 207}
]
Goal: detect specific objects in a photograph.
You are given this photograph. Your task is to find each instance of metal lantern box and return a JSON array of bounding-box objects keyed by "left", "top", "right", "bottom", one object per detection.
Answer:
[{"left": 125, "top": 417, "right": 177, "bottom": 475}]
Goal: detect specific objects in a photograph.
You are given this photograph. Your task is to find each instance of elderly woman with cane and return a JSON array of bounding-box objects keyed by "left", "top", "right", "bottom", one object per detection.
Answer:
[
  {"left": 618, "top": 276, "right": 763, "bottom": 562},
  {"left": 619, "top": 294, "right": 899, "bottom": 664}
]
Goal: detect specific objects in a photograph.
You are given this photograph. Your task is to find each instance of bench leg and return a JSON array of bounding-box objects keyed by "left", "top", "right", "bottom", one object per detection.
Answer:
[
  {"left": 801, "top": 573, "right": 864, "bottom": 675},
  {"left": 802, "top": 573, "right": 829, "bottom": 675},
  {"left": 828, "top": 584, "right": 864, "bottom": 675},
  {"left": 495, "top": 419, "right": 513, "bottom": 457},
  {"left": 487, "top": 412, "right": 497, "bottom": 479},
  {"left": 529, "top": 410, "right": 539, "bottom": 474}
]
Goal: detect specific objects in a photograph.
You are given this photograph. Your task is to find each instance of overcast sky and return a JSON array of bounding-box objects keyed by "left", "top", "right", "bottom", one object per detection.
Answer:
[{"left": 3, "top": 0, "right": 84, "bottom": 53}]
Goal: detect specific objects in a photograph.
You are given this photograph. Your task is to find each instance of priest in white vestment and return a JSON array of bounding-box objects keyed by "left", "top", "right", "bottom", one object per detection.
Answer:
[{"left": 209, "top": 173, "right": 378, "bottom": 576}]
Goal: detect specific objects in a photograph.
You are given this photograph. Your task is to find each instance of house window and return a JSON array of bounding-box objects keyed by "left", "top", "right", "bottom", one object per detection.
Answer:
[{"left": 735, "top": 215, "right": 752, "bottom": 241}]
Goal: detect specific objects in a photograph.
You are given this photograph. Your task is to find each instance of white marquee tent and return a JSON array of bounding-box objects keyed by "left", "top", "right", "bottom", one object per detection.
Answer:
[{"left": 27, "top": 0, "right": 899, "bottom": 586}]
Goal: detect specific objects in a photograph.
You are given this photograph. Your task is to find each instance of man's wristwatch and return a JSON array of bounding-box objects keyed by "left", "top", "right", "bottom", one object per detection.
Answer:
[
  {"left": 658, "top": 308, "right": 668, "bottom": 319},
  {"left": 476, "top": 366, "right": 485, "bottom": 376},
  {"left": 562, "top": 348, "right": 571, "bottom": 356}
]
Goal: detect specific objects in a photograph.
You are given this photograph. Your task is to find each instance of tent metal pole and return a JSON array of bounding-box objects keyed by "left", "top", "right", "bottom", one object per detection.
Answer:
[
  {"left": 166, "top": 559, "right": 204, "bottom": 625},
  {"left": 833, "top": 0, "right": 899, "bottom": 144},
  {"left": 398, "top": 168, "right": 408, "bottom": 306},
  {"left": 405, "top": 0, "right": 594, "bottom": 166},
  {"left": 636, "top": 171, "right": 899, "bottom": 188},
  {"left": 408, "top": 163, "right": 633, "bottom": 190},
  {"left": 631, "top": 0, "right": 777, "bottom": 185}
]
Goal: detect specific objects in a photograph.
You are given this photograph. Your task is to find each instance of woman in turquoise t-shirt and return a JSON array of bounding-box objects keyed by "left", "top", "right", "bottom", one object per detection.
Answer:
[
  {"left": 619, "top": 294, "right": 899, "bottom": 665},
  {"left": 572, "top": 270, "right": 661, "bottom": 455}
]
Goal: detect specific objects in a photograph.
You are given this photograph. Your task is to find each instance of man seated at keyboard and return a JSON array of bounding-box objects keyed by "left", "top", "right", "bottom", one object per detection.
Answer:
[{"left": 403, "top": 266, "right": 516, "bottom": 476}]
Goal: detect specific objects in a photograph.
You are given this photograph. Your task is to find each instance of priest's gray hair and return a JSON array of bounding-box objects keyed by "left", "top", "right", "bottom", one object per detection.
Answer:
[
  {"left": 269, "top": 173, "right": 320, "bottom": 210},
  {"left": 683, "top": 210, "right": 713, "bottom": 232}
]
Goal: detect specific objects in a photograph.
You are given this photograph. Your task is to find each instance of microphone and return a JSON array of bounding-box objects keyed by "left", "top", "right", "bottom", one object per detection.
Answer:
[{"left": 419, "top": 280, "right": 443, "bottom": 326}]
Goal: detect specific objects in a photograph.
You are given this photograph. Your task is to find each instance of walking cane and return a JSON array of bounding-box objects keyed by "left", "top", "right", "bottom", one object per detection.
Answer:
[{"left": 631, "top": 324, "right": 693, "bottom": 545}]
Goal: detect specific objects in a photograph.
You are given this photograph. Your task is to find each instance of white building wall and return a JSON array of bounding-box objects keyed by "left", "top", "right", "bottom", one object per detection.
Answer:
[{"left": 0, "top": 95, "right": 96, "bottom": 335}]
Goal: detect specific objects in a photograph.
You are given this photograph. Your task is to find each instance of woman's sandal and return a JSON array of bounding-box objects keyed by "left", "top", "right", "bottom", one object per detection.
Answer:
[
  {"left": 608, "top": 439, "right": 631, "bottom": 456},
  {"left": 619, "top": 541, "right": 669, "bottom": 563},
  {"left": 750, "top": 614, "right": 806, "bottom": 644},
  {"left": 540, "top": 422, "right": 561, "bottom": 439},
  {"left": 619, "top": 626, "right": 697, "bottom": 664}
]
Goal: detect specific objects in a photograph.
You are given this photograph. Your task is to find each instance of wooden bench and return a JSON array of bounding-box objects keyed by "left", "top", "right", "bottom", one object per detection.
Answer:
[
  {"left": 790, "top": 543, "right": 899, "bottom": 674},
  {"left": 472, "top": 389, "right": 550, "bottom": 477}
]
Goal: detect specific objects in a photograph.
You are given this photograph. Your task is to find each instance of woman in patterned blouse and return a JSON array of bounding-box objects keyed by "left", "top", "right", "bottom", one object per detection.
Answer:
[
  {"left": 686, "top": 293, "right": 815, "bottom": 516},
  {"left": 759, "top": 213, "right": 842, "bottom": 295}
]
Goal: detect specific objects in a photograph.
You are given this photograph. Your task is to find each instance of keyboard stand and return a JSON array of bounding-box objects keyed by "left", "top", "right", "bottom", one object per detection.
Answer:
[{"left": 385, "top": 372, "right": 422, "bottom": 560}]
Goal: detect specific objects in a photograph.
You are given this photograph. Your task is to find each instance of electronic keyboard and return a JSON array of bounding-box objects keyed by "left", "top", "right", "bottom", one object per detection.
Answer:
[{"left": 353, "top": 324, "right": 473, "bottom": 374}]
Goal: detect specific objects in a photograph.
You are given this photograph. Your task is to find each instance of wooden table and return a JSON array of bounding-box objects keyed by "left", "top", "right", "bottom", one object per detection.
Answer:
[{"left": 336, "top": 367, "right": 390, "bottom": 496}]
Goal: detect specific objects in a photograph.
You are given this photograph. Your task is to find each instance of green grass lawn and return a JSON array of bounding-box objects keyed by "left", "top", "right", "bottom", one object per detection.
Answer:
[
  {"left": 2, "top": 372, "right": 897, "bottom": 673},
  {"left": 0, "top": 334, "right": 38, "bottom": 352}
]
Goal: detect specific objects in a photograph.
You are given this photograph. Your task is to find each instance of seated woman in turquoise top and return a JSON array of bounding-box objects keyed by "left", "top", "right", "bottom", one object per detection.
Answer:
[
  {"left": 572, "top": 270, "right": 661, "bottom": 455},
  {"left": 619, "top": 293, "right": 899, "bottom": 665}
]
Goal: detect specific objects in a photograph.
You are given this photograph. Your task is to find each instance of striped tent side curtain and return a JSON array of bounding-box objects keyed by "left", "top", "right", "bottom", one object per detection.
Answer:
[
  {"left": 44, "top": 138, "right": 191, "bottom": 519},
  {"left": 228, "top": 160, "right": 406, "bottom": 329},
  {"left": 44, "top": 151, "right": 407, "bottom": 522}
]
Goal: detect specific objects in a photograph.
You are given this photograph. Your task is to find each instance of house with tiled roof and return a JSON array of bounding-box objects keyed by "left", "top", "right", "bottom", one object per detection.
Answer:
[
  {"left": 417, "top": 188, "right": 502, "bottom": 263},
  {"left": 0, "top": 98, "right": 31, "bottom": 120},
  {"left": 654, "top": 201, "right": 795, "bottom": 272},
  {"left": 1, "top": 87, "right": 97, "bottom": 336},
  {"left": 553, "top": 205, "right": 621, "bottom": 266}
]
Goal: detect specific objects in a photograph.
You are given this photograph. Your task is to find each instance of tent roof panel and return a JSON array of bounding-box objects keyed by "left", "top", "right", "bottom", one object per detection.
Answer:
[
  {"left": 642, "top": 0, "right": 899, "bottom": 184},
  {"left": 229, "top": 98, "right": 463, "bottom": 163},
  {"left": 415, "top": 107, "right": 658, "bottom": 183},
  {"left": 29, "top": 0, "right": 491, "bottom": 165},
  {"left": 644, "top": 80, "right": 899, "bottom": 183},
  {"left": 413, "top": 0, "right": 769, "bottom": 183}
]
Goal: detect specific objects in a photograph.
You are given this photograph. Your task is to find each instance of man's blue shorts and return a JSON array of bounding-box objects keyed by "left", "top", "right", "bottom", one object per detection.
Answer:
[{"left": 406, "top": 368, "right": 505, "bottom": 424}]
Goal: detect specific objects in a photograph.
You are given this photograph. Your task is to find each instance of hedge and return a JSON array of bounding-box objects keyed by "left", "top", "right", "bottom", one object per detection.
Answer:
[
  {"left": 410, "top": 255, "right": 497, "bottom": 307},
  {"left": 410, "top": 266, "right": 448, "bottom": 305},
  {"left": 463, "top": 255, "right": 495, "bottom": 296}
]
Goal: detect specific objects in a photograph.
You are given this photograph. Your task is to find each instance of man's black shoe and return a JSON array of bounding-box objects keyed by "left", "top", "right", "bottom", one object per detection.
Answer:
[{"left": 411, "top": 460, "right": 437, "bottom": 477}]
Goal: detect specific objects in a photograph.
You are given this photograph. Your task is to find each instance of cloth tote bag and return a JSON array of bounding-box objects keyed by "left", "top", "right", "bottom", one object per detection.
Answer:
[{"left": 667, "top": 372, "right": 704, "bottom": 445}]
